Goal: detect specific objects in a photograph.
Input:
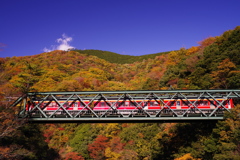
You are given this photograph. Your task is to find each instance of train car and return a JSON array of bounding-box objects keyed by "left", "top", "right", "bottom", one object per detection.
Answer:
[
  {"left": 26, "top": 98, "right": 234, "bottom": 112},
  {"left": 147, "top": 98, "right": 234, "bottom": 110}
]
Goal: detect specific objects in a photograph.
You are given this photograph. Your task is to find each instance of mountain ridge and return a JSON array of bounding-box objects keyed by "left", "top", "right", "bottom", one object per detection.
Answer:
[{"left": 74, "top": 49, "right": 170, "bottom": 64}]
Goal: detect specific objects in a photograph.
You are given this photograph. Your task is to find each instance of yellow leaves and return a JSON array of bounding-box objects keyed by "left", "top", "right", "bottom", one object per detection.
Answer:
[
  {"left": 98, "top": 81, "right": 127, "bottom": 91},
  {"left": 148, "top": 66, "right": 164, "bottom": 80},
  {"left": 64, "top": 145, "right": 75, "bottom": 153},
  {"left": 174, "top": 153, "right": 201, "bottom": 160},
  {"left": 105, "top": 123, "right": 121, "bottom": 138},
  {"left": 167, "top": 48, "right": 187, "bottom": 66},
  {"left": 105, "top": 147, "right": 121, "bottom": 160},
  {"left": 186, "top": 46, "right": 200, "bottom": 55},
  {"left": 43, "top": 68, "right": 67, "bottom": 82},
  {"left": 135, "top": 139, "right": 151, "bottom": 158},
  {"left": 56, "top": 79, "right": 84, "bottom": 91},
  {"left": 33, "top": 77, "right": 57, "bottom": 92},
  {"left": 167, "top": 51, "right": 179, "bottom": 66},
  {"left": 73, "top": 67, "right": 111, "bottom": 83},
  {"left": 163, "top": 123, "right": 175, "bottom": 133},
  {"left": 219, "top": 130, "right": 231, "bottom": 142}
]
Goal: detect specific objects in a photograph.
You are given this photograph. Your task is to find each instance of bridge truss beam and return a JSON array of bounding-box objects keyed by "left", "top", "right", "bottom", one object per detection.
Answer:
[{"left": 15, "top": 90, "right": 240, "bottom": 123}]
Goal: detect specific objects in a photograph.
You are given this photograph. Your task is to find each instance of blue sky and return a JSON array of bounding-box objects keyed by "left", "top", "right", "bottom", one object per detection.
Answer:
[{"left": 0, "top": 0, "right": 239, "bottom": 57}]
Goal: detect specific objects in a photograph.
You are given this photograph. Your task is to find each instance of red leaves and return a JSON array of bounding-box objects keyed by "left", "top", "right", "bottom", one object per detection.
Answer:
[
  {"left": 58, "top": 127, "right": 65, "bottom": 131},
  {"left": 88, "top": 135, "right": 109, "bottom": 160},
  {"left": 64, "top": 152, "right": 84, "bottom": 160},
  {"left": 198, "top": 37, "right": 216, "bottom": 49}
]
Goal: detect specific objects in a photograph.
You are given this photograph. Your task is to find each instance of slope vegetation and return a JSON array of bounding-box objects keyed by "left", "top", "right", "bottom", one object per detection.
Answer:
[
  {"left": 0, "top": 26, "right": 240, "bottom": 159},
  {"left": 75, "top": 49, "right": 170, "bottom": 64}
]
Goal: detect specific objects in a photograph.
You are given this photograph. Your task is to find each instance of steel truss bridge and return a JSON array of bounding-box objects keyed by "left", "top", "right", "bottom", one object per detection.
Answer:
[{"left": 13, "top": 90, "right": 240, "bottom": 123}]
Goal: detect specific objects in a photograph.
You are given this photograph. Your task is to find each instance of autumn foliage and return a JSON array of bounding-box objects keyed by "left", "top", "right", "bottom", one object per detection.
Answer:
[{"left": 0, "top": 26, "right": 240, "bottom": 159}]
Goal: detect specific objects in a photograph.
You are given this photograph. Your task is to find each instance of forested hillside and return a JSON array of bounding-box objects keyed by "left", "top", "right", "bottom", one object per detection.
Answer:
[
  {"left": 0, "top": 26, "right": 240, "bottom": 159},
  {"left": 74, "top": 49, "right": 170, "bottom": 64}
]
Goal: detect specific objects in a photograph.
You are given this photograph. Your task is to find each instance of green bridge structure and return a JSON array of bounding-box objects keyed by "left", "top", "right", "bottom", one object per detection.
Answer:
[{"left": 13, "top": 90, "right": 240, "bottom": 123}]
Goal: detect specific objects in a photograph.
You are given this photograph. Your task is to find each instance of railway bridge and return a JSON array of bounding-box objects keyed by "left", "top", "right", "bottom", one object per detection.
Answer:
[{"left": 13, "top": 90, "right": 240, "bottom": 123}]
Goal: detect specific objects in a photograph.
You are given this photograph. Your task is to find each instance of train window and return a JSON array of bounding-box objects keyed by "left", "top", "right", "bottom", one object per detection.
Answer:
[
  {"left": 79, "top": 102, "right": 83, "bottom": 107},
  {"left": 125, "top": 101, "right": 129, "bottom": 106},
  {"left": 182, "top": 100, "right": 189, "bottom": 106},
  {"left": 210, "top": 100, "right": 214, "bottom": 106},
  {"left": 120, "top": 102, "right": 125, "bottom": 107},
  {"left": 149, "top": 101, "right": 158, "bottom": 106},
  {"left": 64, "top": 102, "right": 69, "bottom": 107},
  {"left": 74, "top": 102, "right": 78, "bottom": 107},
  {"left": 198, "top": 100, "right": 203, "bottom": 106},
  {"left": 176, "top": 101, "right": 180, "bottom": 106},
  {"left": 130, "top": 101, "right": 136, "bottom": 106},
  {"left": 104, "top": 102, "right": 109, "bottom": 107},
  {"left": 198, "top": 100, "right": 208, "bottom": 106},
  {"left": 150, "top": 101, "right": 154, "bottom": 106},
  {"left": 100, "top": 102, "right": 105, "bottom": 107},
  {"left": 223, "top": 100, "right": 229, "bottom": 105},
  {"left": 116, "top": 102, "right": 121, "bottom": 107},
  {"left": 223, "top": 101, "right": 226, "bottom": 105},
  {"left": 167, "top": 101, "right": 175, "bottom": 106},
  {"left": 204, "top": 101, "right": 208, "bottom": 105}
]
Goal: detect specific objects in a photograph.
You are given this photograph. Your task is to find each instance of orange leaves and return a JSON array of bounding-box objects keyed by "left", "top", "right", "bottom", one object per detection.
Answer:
[
  {"left": 186, "top": 46, "right": 200, "bottom": 55},
  {"left": 0, "top": 145, "right": 30, "bottom": 159},
  {"left": 0, "top": 146, "right": 10, "bottom": 158},
  {"left": 0, "top": 57, "right": 6, "bottom": 65},
  {"left": 198, "top": 37, "right": 216, "bottom": 49},
  {"left": 217, "top": 58, "right": 236, "bottom": 71},
  {"left": 87, "top": 134, "right": 127, "bottom": 160},
  {"left": 211, "top": 59, "right": 236, "bottom": 89},
  {"left": 174, "top": 153, "right": 201, "bottom": 160},
  {"left": 88, "top": 135, "right": 109, "bottom": 159},
  {"left": 64, "top": 152, "right": 84, "bottom": 160},
  {"left": 148, "top": 66, "right": 164, "bottom": 80},
  {"left": 105, "top": 137, "right": 124, "bottom": 159},
  {"left": 42, "top": 124, "right": 56, "bottom": 143}
]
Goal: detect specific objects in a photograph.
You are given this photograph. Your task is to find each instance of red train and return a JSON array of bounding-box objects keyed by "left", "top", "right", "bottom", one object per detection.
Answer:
[{"left": 26, "top": 98, "right": 234, "bottom": 112}]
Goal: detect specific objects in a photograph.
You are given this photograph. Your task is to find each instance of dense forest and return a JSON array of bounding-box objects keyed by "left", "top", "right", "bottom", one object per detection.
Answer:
[{"left": 0, "top": 26, "right": 240, "bottom": 159}]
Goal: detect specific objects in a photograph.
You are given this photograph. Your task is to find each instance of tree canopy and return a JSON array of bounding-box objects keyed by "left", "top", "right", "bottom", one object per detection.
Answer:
[{"left": 0, "top": 26, "right": 240, "bottom": 159}]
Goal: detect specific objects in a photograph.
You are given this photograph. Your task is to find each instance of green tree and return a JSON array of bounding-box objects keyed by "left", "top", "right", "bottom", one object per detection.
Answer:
[{"left": 69, "top": 124, "right": 94, "bottom": 159}]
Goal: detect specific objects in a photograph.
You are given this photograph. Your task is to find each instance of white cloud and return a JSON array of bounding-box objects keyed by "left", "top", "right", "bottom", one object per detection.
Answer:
[
  {"left": 43, "top": 47, "right": 52, "bottom": 52},
  {"left": 43, "top": 34, "right": 75, "bottom": 52}
]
